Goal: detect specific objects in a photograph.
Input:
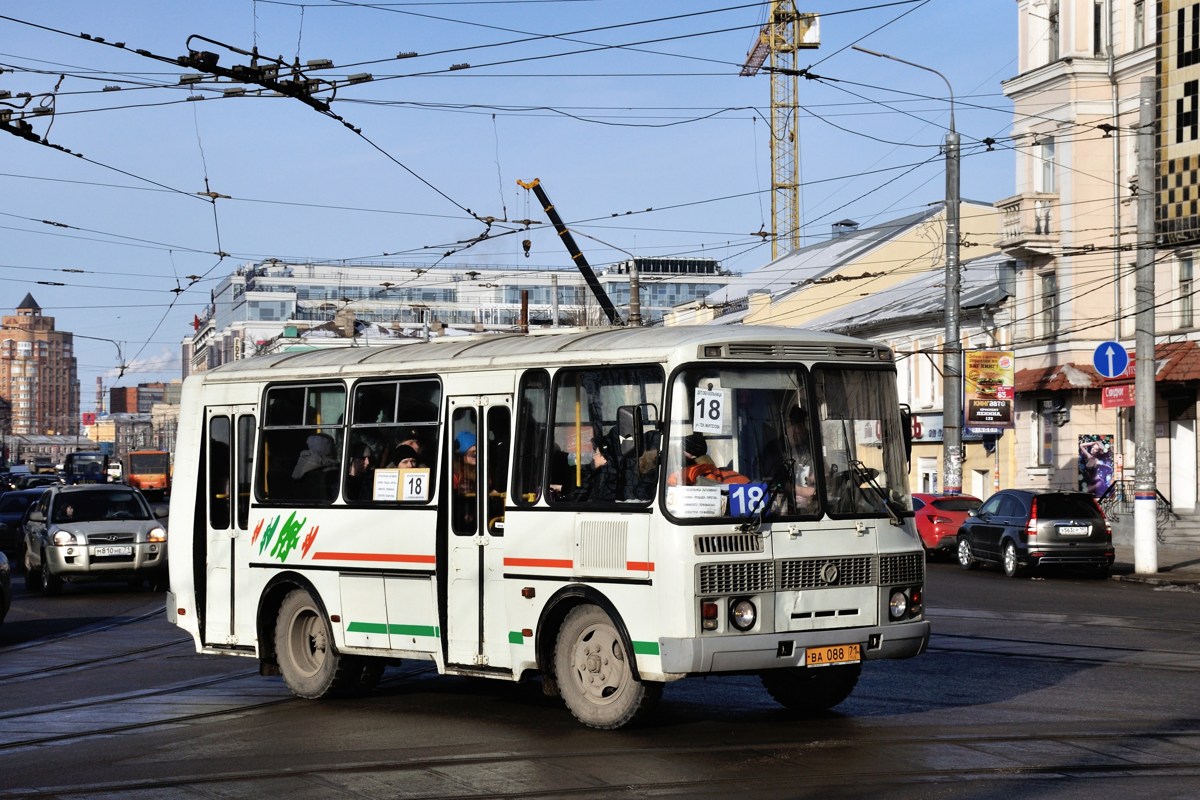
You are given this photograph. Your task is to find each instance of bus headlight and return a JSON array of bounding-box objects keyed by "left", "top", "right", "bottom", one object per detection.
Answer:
[
  {"left": 729, "top": 598, "right": 757, "bottom": 631},
  {"left": 888, "top": 589, "right": 909, "bottom": 620}
]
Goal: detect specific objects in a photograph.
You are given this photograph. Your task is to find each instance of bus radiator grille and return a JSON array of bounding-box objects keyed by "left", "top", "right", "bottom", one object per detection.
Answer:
[
  {"left": 879, "top": 552, "right": 925, "bottom": 584},
  {"left": 778, "top": 556, "right": 873, "bottom": 589},
  {"left": 698, "top": 561, "right": 774, "bottom": 595}
]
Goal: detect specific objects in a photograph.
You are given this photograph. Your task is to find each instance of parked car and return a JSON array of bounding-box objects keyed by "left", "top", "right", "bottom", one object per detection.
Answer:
[
  {"left": 0, "top": 551, "right": 10, "bottom": 624},
  {"left": 912, "top": 493, "right": 982, "bottom": 557},
  {"left": 956, "top": 489, "right": 1114, "bottom": 577},
  {"left": 0, "top": 487, "right": 50, "bottom": 562},
  {"left": 22, "top": 484, "right": 167, "bottom": 595}
]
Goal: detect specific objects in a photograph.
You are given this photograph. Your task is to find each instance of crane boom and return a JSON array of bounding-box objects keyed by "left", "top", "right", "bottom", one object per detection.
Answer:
[{"left": 518, "top": 178, "right": 623, "bottom": 326}]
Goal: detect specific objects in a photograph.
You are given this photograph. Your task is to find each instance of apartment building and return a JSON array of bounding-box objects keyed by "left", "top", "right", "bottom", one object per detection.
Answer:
[
  {"left": 999, "top": 1, "right": 1200, "bottom": 515},
  {"left": 0, "top": 293, "right": 80, "bottom": 436}
]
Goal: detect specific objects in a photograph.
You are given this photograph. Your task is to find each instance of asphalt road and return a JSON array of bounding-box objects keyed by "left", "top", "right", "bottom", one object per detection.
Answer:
[{"left": 1, "top": 562, "right": 1199, "bottom": 799}]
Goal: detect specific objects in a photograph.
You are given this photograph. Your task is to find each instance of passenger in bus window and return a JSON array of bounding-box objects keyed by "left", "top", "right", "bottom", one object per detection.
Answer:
[
  {"left": 292, "top": 433, "right": 339, "bottom": 500},
  {"left": 574, "top": 434, "right": 619, "bottom": 502},
  {"left": 452, "top": 430, "right": 478, "bottom": 528},
  {"left": 345, "top": 443, "right": 378, "bottom": 501},
  {"left": 680, "top": 432, "right": 716, "bottom": 484},
  {"left": 389, "top": 445, "right": 418, "bottom": 469},
  {"left": 452, "top": 431, "right": 477, "bottom": 493},
  {"left": 387, "top": 427, "right": 428, "bottom": 468},
  {"left": 763, "top": 406, "right": 816, "bottom": 512}
]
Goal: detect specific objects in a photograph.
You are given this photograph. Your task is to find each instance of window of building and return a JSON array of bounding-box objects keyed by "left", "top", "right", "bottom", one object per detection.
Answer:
[
  {"left": 1134, "top": 0, "right": 1146, "bottom": 49},
  {"left": 1038, "top": 272, "right": 1060, "bottom": 339},
  {"left": 1181, "top": 254, "right": 1194, "bottom": 328},
  {"left": 1093, "top": 0, "right": 1105, "bottom": 56},
  {"left": 1036, "top": 136, "right": 1056, "bottom": 193},
  {"left": 1048, "top": 0, "right": 1060, "bottom": 61},
  {"left": 1033, "top": 403, "right": 1055, "bottom": 466}
]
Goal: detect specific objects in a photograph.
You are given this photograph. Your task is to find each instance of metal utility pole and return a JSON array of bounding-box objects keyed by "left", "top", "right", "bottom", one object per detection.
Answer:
[
  {"left": 853, "top": 47, "right": 961, "bottom": 494},
  {"left": 1134, "top": 77, "right": 1158, "bottom": 574}
]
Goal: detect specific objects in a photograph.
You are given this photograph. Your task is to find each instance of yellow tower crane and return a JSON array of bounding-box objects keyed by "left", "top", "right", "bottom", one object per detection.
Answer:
[{"left": 741, "top": 5, "right": 819, "bottom": 259}]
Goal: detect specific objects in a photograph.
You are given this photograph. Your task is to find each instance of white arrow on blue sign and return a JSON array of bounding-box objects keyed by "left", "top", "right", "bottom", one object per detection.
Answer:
[{"left": 1093, "top": 341, "right": 1129, "bottom": 379}]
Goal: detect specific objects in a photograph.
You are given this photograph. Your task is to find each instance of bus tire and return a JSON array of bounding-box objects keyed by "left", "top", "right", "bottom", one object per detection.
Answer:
[
  {"left": 553, "top": 604, "right": 661, "bottom": 730},
  {"left": 761, "top": 663, "right": 861, "bottom": 712},
  {"left": 274, "top": 589, "right": 357, "bottom": 699}
]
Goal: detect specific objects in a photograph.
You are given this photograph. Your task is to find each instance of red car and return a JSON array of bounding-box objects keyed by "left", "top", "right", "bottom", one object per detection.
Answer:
[{"left": 912, "top": 493, "right": 982, "bottom": 557}]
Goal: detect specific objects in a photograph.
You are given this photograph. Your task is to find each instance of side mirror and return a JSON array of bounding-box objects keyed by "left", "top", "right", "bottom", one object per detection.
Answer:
[
  {"left": 899, "top": 404, "right": 913, "bottom": 463},
  {"left": 27, "top": 509, "right": 44, "bottom": 523}
]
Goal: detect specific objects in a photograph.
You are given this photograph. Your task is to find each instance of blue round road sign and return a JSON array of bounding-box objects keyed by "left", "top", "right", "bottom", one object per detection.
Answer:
[{"left": 1093, "top": 341, "right": 1129, "bottom": 379}]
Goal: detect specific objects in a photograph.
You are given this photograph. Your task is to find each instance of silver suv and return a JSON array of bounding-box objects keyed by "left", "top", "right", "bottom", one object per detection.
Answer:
[{"left": 23, "top": 484, "right": 168, "bottom": 594}]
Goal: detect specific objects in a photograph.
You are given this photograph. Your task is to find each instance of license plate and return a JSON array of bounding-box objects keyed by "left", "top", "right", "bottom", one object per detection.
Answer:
[
  {"left": 1058, "top": 526, "right": 1090, "bottom": 536},
  {"left": 805, "top": 643, "right": 861, "bottom": 667},
  {"left": 92, "top": 545, "right": 132, "bottom": 556}
]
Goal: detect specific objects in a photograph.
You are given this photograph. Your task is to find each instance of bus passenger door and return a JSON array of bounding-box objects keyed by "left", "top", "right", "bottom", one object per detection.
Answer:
[
  {"left": 446, "top": 395, "right": 511, "bottom": 670},
  {"left": 201, "top": 407, "right": 257, "bottom": 648}
]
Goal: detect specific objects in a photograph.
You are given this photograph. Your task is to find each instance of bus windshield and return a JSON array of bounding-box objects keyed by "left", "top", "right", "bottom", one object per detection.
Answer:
[
  {"left": 129, "top": 451, "right": 170, "bottom": 473},
  {"left": 664, "top": 365, "right": 910, "bottom": 522}
]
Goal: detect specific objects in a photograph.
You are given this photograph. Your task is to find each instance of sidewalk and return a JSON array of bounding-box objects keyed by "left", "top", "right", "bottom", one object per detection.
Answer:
[{"left": 1110, "top": 521, "right": 1200, "bottom": 590}]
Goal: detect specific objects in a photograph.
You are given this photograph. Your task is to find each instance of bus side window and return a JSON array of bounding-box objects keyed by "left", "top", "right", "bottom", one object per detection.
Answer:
[
  {"left": 258, "top": 383, "right": 345, "bottom": 504},
  {"left": 208, "top": 415, "right": 232, "bottom": 530},
  {"left": 486, "top": 405, "right": 510, "bottom": 534},
  {"left": 236, "top": 414, "right": 255, "bottom": 529},
  {"left": 451, "top": 408, "right": 478, "bottom": 534},
  {"left": 513, "top": 371, "right": 549, "bottom": 506}
]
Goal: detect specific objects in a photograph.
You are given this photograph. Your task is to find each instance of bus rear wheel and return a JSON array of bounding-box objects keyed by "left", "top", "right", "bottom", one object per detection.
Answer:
[
  {"left": 761, "top": 663, "right": 861, "bottom": 712},
  {"left": 553, "top": 604, "right": 661, "bottom": 730},
  {"left": 275, "top": 589, "right": 359, "bottom": 699}
]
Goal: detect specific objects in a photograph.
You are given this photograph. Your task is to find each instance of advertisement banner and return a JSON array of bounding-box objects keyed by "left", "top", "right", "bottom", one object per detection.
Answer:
[
  {"left": 1079, "top": 434, "right": 1114, "bottom": 497},
  {"left": 965, "top": 350, "right": 1015, "bottom": 434},
  {"left": 1101, "top": 384, "right": 1136, "bottom": 408}
]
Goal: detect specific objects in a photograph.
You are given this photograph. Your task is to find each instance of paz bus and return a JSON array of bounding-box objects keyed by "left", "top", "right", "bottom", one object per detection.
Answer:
[
  {"left": 166, "top": 326, "right": 929, "bottom": 729},
  {"left": 126, "top": 449, "right": 172, "bottom": 498}
]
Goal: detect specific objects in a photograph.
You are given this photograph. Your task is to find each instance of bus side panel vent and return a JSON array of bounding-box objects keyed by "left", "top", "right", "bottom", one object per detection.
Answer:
[
  {"left": 578, "top": 520, "right": 628, "bottom": 571},
  {"left": 694, "top": 533, "right": 764, "bottom": 555}
]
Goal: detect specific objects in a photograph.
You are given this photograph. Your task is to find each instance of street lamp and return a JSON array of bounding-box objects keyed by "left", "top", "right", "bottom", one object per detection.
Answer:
[{"left": 852, "top": 46, "right": 962, "bottom": 495}]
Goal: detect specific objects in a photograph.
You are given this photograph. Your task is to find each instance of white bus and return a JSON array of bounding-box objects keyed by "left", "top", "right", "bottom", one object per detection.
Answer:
[{"left": 167, "top": 326, "right": 929, "bottom": 729}]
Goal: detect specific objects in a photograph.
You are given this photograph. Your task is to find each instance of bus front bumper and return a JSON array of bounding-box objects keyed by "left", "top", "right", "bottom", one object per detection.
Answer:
[{"left": 658, "top": 619, "right": 930, "bottom": 675}]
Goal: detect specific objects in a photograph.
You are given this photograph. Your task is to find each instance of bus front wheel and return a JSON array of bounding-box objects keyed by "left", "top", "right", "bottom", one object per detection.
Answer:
[
  {"left": 275, "top": 589, "right": 359, "bottom": 699},
  {"left": 761, "top": 663, "right": 861, "bottom": 712},
  {"left": 553, "top": 604, "right": 661, "bottom": 730}
]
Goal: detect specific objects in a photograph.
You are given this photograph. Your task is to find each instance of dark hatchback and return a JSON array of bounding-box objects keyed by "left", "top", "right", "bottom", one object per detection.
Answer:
[
  {"left": 956, "top": 489, "right": 1114, "bottom": 577},
  {"left": 0, "top": 487, "right": 50, "bottom": 560}
]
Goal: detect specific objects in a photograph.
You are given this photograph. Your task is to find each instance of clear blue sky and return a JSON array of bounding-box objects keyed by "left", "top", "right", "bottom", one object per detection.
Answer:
[{"left": 0, "top": 0, "right": 1016, "bottom": 412}]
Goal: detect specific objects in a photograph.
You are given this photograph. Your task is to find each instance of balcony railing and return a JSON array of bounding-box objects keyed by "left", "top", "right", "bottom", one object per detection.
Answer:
[{"left": 996, "top": 192, "right": 1059, "bottom": 257}]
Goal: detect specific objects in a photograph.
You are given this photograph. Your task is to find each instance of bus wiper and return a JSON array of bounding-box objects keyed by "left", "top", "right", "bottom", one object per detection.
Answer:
[{"left": 848, "top": 459, "right": 902, "bottom": 527}]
